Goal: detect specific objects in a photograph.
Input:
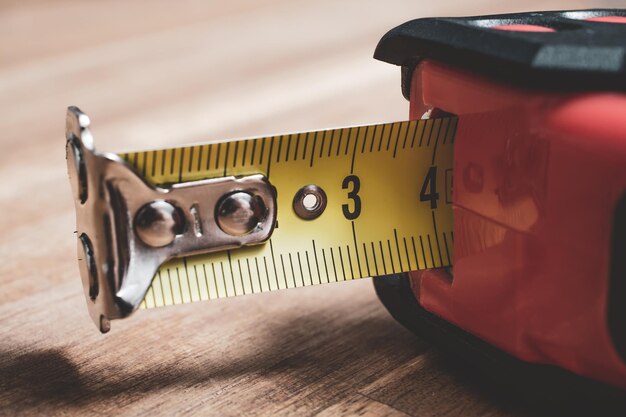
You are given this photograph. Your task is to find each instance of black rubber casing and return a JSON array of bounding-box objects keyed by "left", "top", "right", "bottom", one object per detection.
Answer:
[{"left": 374, "top": 9, "right": 626, "bottom": 100}]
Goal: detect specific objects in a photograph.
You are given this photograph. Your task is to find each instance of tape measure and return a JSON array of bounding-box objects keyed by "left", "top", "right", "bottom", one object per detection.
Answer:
[
  {"left": 65, "top": 7, "right": 626, "bottom": 397},
  {"left": 66, "top": 107, "right": 455, "bottom": 330}
]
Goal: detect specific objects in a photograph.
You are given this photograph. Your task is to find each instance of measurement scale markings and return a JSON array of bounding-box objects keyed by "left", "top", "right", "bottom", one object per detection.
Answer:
[
  {"left": 419, "top": 121, "right": 429, "bottom": 147},
  {"left": 187, "top": 146, "right": 195, "bottom": 173},
  {"left": 150, "top": 150, "right": 157, "bottom": 177},
  {"left": 443, "top": 117, "right": 453, "bottom": 145},
  {"left": 330, "top": 248, "right": 338, "bottom": 282},
  {"left": 236, "top": 259, "right": 246, "bottom": 295},
  {"left": 350, "top": 128, "right": 359, "bottom": 174},
  {"left": 244, "top": 258, "right": 253, "bottom": 292},
  {"left": 263, "top": 257, "right": 273, "bottom": 291},
  {"left": 427, "top": 235, "right": 436, "bottom": 268},
  {"left": 183, "top": 258, "right": 193, "bottom": 301},
  {"left": 292, "top": 133, "right": 299, "bottom": 161},
  {"left": 403, "top": 122, "right": 413, "bottom": 149},
  {"left": 163, "top": 149, "right": 176, "bottom": 175},
  {"left": 173, "top": 268, "right": 182, "bottom": 304},
  {"left": 291, "top": 252, "right": 300, "bottom": 286},
  {"left": 141, "top": 152, "right": 148, "bottom": 177},
  {"left": 219, "top": 262, "right": 228, "bottom": 297},
  {"left": 403, "top": 237, "right": 412, "bottom": 271},
  {"left": 385, "top": 124, "right": 393, "bottom": 151},
  {"left": 305, "top": 251, "right": 313, "bottom": 286},
  {"left": 165, "top": 269, "right": 175, "bottom": 305},
  {"left": 378, "top": 125, "right": 385, "bottom": 152},
  {"left": 292, "top": 134, "right": 299, "bottom": 161},
  {"left": 370, "top": 242, "right": 379, "bottom": 276},
  {"left": 338, "top": 247, "right": 347, "bottom": 281},
  {"left": 321, "top": 248, "right": 330, "bottom": 283},
  {"left": 432, "top": 118, "right": 449, "bottom": 165},
  {"left": 418, "top": 236, "right": 427, "bottom": 269},
  {"left": 215, "top": 143, "right": 222, "bottom": 170},
  {"left": 302, "top": 132, "right": 309, "bottom": 160},
  {"left": 344, "top": 129, "right": 351, "bottom": 155},
  {"left": 241, "top": 140, "right": 248, "bottom": 167},
  {"left": 363, "top": 243, "right": 372, "bottom": 277},
  {"left": 296, "top": 252, "right": 305, "bottom": 286},
  {"left": 335, "top": 129, "right": 343, "bottom": 157},
  {"left": 225, "top": 251, "right": 236, "bottom": 295},
  {"left": 360, "top": 126, "right": 368, "bottom": 153},
  {"left": 179, "top": 148, "right": 186, "bottom": 181},
  {"left": 192, "top": 261, "right": 201, "bottom": 301},
  {"left": 311, "top": 241, "right": 321, "bottom": 285},
  {"left": 195, "top": 145, "right": 203, "bottom": 172},
  {"left": 166, "top": 269, "right": 175, "bottom": 305},
  {"left": 157, "top": 271, "right": 165, "bottom": 306},
  {"left": 159, "top": 149, "right": 166, "bottom": 176},
  {"left": 351, "top": 222, "right": 363, "bottom": 277},
  {"left": 393, "top": 229, "right": 404, "bottom": 272},
  {"left": 127, "top": 118, "right": 455, "bottom": 309},
  {"left": 392, "top": 123, "right": 402, "bottom": 157},
  {"left": 310, "top": 133, "right": 317, "bottom": 167},
  {"left": 327, "top": 130, "right": 334, "bottom": 158},
  {"left": 386, "top": 240, "right": 396, "bottom": 274},
  {"left": 204, "top": 144, "right": 211, "bottom": 171},
  {"left": 200, "top": 264, "right": 211, "bottom": 300},
  {"left": 180, "top": 260, "right": 188, "bottom": 301},
  {"left": 425, "top": 122, "right": 434, "bottom": 148},
  {"left": 288, "top": 253, "right": 297, "bottom": 287},
  {"left": 259, "top": 138, "right": 266, "bottom": 165},
  {"left": 250, "top": 258, "right": 259, "bottom": 292},
  {"left": 208, "top": 263, "right": 217, "bottom": 298},
  {"left": 285, "top": 134, "right": 292, "bottom": 162},
  {"left": 346, "top": 246, "right": 354, "bottom": 280},
  {"left": 250, "top": 139, "right": 257, "bottom": 165},
  {"left": 378, "top": 241, "right": 387, "bottom": 275},
  {"left": 275, "top": 135, "right": 283, "bottom": 164},
  {"left": 199, "top": 263, "right": 210, "bottom": 300},
  {"left": 448, "top": 118, "right": 458, "bottom": 144},
  {"left": 232, "top": 141, "right": 239, "bottom": 168}
]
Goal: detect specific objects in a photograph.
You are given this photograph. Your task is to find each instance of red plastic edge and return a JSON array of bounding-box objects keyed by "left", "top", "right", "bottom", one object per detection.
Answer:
[{"left": 408, "top": 60, "right": 626, "bottom": 389}]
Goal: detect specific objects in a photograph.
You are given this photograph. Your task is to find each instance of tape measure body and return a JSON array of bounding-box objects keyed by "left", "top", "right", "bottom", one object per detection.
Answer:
[{"left": 121, "top": 117, "right": 457, "bottom": 308}]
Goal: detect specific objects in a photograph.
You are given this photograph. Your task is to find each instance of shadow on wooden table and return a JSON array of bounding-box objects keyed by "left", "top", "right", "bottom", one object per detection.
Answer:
[
  {"left": 0, "top": 314, "right": 424, "bottom": 413},
  {"left": 1, "top": 312, "right": 625, "bottom": 416}
]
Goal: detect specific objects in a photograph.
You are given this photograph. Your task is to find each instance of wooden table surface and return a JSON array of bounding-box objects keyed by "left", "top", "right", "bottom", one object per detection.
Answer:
[{"left": 0, "top": 1, "right": 619, "bottom": 415}]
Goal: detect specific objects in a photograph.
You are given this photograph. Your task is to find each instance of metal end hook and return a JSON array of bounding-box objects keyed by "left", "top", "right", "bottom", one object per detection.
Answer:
[
  {"left": 65, "top": 107, "right": 277, "bottom": 333},
  {"left": 66, "top": 106, "right": 94, "bottom": 150}
]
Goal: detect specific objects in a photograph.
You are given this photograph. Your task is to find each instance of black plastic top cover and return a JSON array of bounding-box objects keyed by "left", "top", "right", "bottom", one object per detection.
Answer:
[{"left": 374, "top": 9, "right": 626, "bottom": 96}]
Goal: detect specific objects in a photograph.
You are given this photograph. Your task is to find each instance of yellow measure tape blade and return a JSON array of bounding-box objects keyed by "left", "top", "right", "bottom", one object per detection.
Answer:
[{"left": 121, "top": 117, "right": 456, "bottom": 308}]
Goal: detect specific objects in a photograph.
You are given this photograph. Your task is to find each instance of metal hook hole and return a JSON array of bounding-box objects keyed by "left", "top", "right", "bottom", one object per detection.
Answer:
[
  {"left": 79, "top": 233, "right": 98, "bottom": 301},
  {"left": 293, "top": 185, "right": 327, "bottom": 220}
]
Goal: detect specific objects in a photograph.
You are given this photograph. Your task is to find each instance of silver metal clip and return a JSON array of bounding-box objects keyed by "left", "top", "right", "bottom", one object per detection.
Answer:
[{"left": 65, "top": 107, "right": 277, "bottom": 332}]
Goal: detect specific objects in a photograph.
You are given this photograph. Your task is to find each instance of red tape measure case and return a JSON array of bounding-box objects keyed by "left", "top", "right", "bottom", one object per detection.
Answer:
[{"left": 373, "top": 8, "right": 626, "bottom": 398}]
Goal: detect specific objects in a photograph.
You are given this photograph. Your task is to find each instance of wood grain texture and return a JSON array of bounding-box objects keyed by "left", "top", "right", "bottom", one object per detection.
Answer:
[{"left": 0, "top": 0, "right": 617, "bottom": 415}]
